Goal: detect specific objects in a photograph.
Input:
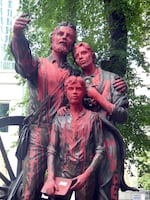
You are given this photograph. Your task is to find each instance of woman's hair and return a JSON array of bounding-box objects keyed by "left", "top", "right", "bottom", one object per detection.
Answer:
[{"left": 74, "top": 42, "right": 96, "bottom": 63}]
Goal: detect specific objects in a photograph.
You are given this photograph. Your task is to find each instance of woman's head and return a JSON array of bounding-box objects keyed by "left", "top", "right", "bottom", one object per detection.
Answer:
[{"left": 74, "top": 42, "right": 96, "bottom": 63}]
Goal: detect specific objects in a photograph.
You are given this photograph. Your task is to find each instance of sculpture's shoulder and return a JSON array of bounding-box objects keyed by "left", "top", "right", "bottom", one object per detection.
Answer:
[{"left": 100, "top": 68, "right": 118, "bottom": 81}]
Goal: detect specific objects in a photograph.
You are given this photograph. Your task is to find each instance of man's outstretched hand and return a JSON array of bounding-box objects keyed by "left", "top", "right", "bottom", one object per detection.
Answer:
[{"left": 13, "top": 14, "right": 30, "bottom": 36}]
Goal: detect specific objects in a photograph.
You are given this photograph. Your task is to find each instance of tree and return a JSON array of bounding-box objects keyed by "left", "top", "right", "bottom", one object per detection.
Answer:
[
  {"left": 13, "top": 0, "right": 150, "bottom": 174},
  {"left": 138, "top": 151, "right": 150, "bottom": 190}
]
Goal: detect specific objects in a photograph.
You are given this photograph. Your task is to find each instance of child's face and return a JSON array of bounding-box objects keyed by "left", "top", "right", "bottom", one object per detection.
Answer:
[{"left": 66, "top": 82, "right": 85, "bottom": 105}]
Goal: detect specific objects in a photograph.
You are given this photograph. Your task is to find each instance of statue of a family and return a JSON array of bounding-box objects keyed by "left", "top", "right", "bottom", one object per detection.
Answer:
[{"left": 10, "top": 14, "right": 137, "bottom": 200}]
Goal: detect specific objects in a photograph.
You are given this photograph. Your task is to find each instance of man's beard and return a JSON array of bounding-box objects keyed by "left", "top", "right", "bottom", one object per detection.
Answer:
[{"left": 52, "top": 43, "right": 71, "bottom": 55}]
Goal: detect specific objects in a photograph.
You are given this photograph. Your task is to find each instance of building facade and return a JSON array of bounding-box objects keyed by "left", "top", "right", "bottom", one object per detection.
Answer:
[
  {"left": 0, "top": 0, "right": 23, "bottom": 185},
  {"left": 0, "top": 0, "right": 21, "bottom": 123},
  {"left": 0, "top": 0, "right": 19, "bottom": 62}
]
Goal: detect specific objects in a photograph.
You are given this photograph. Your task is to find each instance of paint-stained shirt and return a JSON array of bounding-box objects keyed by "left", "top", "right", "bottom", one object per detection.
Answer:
[
  {"left": 10, "top": 35, "right": 80, "bottom": 125},
  {"left": 82, "top": 67, "right": 129, "bottom": 124},
  {"left": 48, "top": 107, "right": 104, "bottom": 178}
]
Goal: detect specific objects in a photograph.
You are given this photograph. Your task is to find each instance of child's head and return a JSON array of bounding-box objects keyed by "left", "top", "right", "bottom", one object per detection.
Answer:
[{"left": 64, "top": 76, "right": 86, "bottom": 104}]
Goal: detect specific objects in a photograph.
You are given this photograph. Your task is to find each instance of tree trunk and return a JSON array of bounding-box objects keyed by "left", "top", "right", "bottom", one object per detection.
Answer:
[{"left": 102, "top": 0, "right": 127, "bottom": 77}]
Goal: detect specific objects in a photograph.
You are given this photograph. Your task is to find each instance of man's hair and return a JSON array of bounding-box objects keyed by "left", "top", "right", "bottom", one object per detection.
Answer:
[
  {"left": 50, "top": 21, "right": 76, "bottom": 47},
  {"left": 74, "top": 42, "right": 96, "bottom": 63},
  {"left": 64, "top": 75, "right": 86, "bottom": 94}
]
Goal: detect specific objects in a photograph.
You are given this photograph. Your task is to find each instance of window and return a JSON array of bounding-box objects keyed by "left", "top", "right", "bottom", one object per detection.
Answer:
[
  {"left": 8, "top": 0, "right": 12, "bottom": 8},
  {"left": 7, "top": 17, "right": 12, "bottom": 26},
  {"left": 7, "top": 8, "right": 12, "bottom": 17},
  {"left": 0, "top": 8, "right": 2, "bottom": 15},
  {"left": 0, "top": 103, "right": 9, "bottom": 132}
]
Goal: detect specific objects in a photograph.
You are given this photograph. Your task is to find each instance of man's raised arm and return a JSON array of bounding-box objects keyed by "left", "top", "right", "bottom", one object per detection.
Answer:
[{"left": 10, "top": 14, "right": 38, "bottom": 78}]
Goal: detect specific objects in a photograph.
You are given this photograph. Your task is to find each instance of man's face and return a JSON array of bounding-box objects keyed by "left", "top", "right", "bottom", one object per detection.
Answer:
[
  {"left": 66, "top": 82, "right": 85, "bottom": 105},
  {"left": 74, "top": 46, "right": 93, "bottom": 71},
  {"left": 52, "top": 26, "right": 76, "bottom": 54}
]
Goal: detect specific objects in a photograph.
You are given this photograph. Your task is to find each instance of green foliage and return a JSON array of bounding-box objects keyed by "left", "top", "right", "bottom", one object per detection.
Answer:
[
  {"left": 138, "top": 152, "right": 150, "bottom": 190},
  {"left": 138, "top": 173, "right": 150, "bottom": 190}
]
